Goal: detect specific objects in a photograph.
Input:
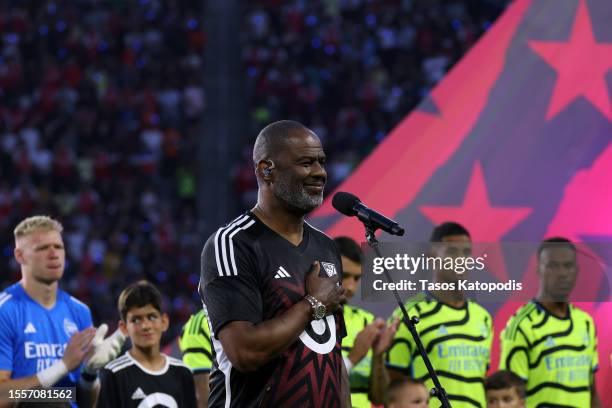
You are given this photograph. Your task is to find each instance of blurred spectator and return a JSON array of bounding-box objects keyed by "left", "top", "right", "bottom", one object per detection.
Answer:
[
  {"left": 236, "top": 0, "right": 509, "bottom": 206},
  {"left": 0, "top": 0, "right": 206, "bottom": 342},
  {"left": 0, "top": 0, "right": 512, "bottom": 346},
  {"left": 387, "top": 378, "right": 430, "bottom": 408}
]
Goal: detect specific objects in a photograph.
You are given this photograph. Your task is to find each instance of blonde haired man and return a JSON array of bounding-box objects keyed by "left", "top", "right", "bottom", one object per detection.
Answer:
[{"left": 0, "top": 216, "right": 124, "bottom": 407}]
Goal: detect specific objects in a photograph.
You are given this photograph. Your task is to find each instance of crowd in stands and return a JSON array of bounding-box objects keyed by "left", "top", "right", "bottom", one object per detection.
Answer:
[
  {"left": 236, "top": 0, "right": 509, "bottom": 206},
  {"left": 0, "top": 0, "right": 509, "bottom": 344},
  {"left": 0, "top": 0, "right": 206, "bottom": 339}
]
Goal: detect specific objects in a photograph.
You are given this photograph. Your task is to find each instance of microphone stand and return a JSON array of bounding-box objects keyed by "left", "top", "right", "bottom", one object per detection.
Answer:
[{"left": 364, "top": 224, "right": 452, "bottom": 408}]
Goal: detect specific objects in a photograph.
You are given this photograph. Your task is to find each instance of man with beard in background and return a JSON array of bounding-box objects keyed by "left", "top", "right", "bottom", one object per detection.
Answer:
[{"left": 199, "top": 120, "right": 350, "bottom": 407}]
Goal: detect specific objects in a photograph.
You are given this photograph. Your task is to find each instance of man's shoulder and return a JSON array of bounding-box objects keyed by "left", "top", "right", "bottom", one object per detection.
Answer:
[
  {"left": 502, "top": 302, "right": 539, "bottom": 341},
  {"left": 187, "top": 309, "right": 208, "bottom": 323},
  {"left": 0, "top": 283, "right": 27, "bottom": 318},
  {"left": 0, "top": 283, "right": 21, "bottom": 312},
  {"left": 467, "top": 300, "right": 492, "bottom": 319},
  {"left": 392, "top": 292, "right": 430, "bottom": 317},
  {"left": 344, "top": 305, "right": 375, "bottom": 323},
  {"left": 206, "top": 212, "right": 259, "bottom": 245},
  {"left": 203, "top": 213, "right": 262, "bottom": 251},
  {"left": 202, "top": 213, "right": 262, "bottom": 279},
  {"left": 570, "top": 303, "right": 595, "bottom": 323},
  {"left": 304, "top": 221, "right": 336, "bottom": 245},
  {"left": 182, "top": 310, "right": 209, "bottom": 335},
  {"left": 57, "top": 289, "right": 91, "bottom": 314}
]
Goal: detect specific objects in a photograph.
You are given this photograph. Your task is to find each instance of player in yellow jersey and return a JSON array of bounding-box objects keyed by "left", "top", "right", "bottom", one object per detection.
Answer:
[
  {"left": 179, "top": 309, "right": 213, "bottom": 408},
  {"left": 386, "top": 222, "right": 493, "bottom": 408},
  {"left": 334, "top": 236, "right": 398, "bottom": 407},
  {"left": 500, "top": 237, "right": 601, "bottom": 407}
]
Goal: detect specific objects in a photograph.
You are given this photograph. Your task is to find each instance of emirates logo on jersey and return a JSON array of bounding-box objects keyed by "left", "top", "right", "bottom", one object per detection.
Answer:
[{"left": 321, "top": 262, "right": 337, "bottom": 277}]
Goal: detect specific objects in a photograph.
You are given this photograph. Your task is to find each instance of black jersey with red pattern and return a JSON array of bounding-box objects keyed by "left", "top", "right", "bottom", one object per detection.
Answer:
[{"left": 200, "top": 211, "right": 346, "bottom": 408}]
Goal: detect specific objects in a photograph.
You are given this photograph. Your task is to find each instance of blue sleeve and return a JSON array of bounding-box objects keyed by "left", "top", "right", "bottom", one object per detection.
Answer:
[
  {"left": 81, "top": 307, "right": 93, "bottom": 329},
  {"left": 0, "top": 304, "right": 16, "bottom": 372},
  {"left": 66, "top": 297, "right": 94, "bottom": 377}
]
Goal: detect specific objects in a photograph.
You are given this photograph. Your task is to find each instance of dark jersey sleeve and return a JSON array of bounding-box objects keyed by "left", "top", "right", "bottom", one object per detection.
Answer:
[
  {"left": 200, "top": 229, "right": 263, "bottom": 337},
  {"left": 181, "top": 366, "right": 198, "bottom": 407},
  {"left": 337, "top": 308, "right": 347, "bottom": 340},
  {"left": 96, "top": 368, "right": 120, "bottom": 408},
  {"left": 331, "top": 240, "right": 347, "bottom": 340}
]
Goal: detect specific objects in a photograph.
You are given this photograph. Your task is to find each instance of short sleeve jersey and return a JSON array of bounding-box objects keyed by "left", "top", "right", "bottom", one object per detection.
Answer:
[
  {"left": 179, "top": 309, "right": 213, "bottom": 373},
  {"left": 97, "top": 352, "right": 197, "bottom": 408},
  {"left": 200, "top": 212, "right": 346, "bottom": 408},
  {"left": 386, "top": 293, "right": 493, "bottom": 408},
  {"left": 500, "top": 301, "right": 598, "bottom": 407},
  {"left": 0, "top": 283, "right": 92, "bottom": 386},
  {"left": 342, "top": 305, "right": 375, "bottom": 408}
]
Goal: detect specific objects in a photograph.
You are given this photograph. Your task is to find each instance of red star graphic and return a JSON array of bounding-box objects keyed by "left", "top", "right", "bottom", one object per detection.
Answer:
[
  {"left": 529, "top": 0, "right": 612, "bottom": 121},
  {"left": 420, "top": 162, "right": 532, "bottom": 241}
]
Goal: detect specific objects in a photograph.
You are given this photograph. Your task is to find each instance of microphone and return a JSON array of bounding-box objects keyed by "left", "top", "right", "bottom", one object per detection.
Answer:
[{"left": 332, "top": 192, "right": 405, "bottom": 236}]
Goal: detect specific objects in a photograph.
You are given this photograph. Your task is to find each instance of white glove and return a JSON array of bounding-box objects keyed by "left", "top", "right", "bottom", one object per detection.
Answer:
[{"left": 83, "top": 324, "right": 127, "bottom": 375}]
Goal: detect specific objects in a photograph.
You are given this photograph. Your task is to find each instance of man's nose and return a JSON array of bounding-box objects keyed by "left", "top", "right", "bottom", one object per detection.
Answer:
[{"left": 310, "top": 161, "right": 326, "bottom": 178}]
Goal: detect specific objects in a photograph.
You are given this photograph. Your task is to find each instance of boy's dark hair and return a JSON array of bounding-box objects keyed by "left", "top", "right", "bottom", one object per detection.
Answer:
[
  {"left": 117, "top": 280, "right": 163, "bottom": 321},
  {"left": 537, "top": 237, "right": 576, "bottom": 260},
  {"left": 388, "top": 378, "right": 427, "bottom": 402},
  {"left": 334, "top": 236, "right": 363, "bottom": 264},
  {"left": 485, "top": 370, "right": 526, "bottom": 398},
  {"left": 430, "top": 222, "right": 471, "bottom": 242}
]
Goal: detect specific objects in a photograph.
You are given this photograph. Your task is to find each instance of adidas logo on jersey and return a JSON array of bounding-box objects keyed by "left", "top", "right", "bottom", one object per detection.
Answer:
[
  {"left": 545, "top": 336, "right": 555, "bottom": 347},
  {"left": 24, "top": 323, "right": 36, "bottom": 334},
  {"left": 131, "top": 387, "right": 146, "bottom": 400},
  {"left": 274, "top": 266, "right": 291, "bottom": 279},
  {"left": 438, "top": 325, "right": 449, "bottom": 335}
]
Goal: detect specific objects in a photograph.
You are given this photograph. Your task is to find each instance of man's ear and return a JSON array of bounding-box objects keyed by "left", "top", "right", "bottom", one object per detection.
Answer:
[
  {"left": 14, "top": 247, "right": 25, "bottom": 266},
  {"left": 535, "top": 260, "right": 543, "bottom": 276},
  {"left": 257, "top": 160, "right": 274, "bottom": 181}
]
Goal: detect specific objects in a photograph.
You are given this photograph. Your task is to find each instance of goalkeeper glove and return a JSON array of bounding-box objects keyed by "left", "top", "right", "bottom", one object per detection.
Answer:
[{"left": 83, "top": 323, "right": 127, "bottom": 376}]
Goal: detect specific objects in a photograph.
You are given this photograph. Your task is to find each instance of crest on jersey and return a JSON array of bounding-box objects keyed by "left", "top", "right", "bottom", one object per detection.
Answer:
[
  {"left": 321, "top": 262, "right": 337, "bottom": 277},
  {"left": 583, "top": 331, "right": 590, "bottom": 346},
  {"left": 63, "top": 318, "right": 78, "bottom": 337},
  {"left": 480, "top": 322, "right": 489, "bottom": 338}
]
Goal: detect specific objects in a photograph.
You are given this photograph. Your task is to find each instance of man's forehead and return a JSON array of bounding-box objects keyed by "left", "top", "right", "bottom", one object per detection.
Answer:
[
  {"left": 18, "top": 230, "right": 63, "bottom": 246},
  {"left": 282, "top": 132, "right": 324, "bottom": 155},
  {"left": 541, "top": 247, "right": 576, "bottom": 260},
  {"left": 440, "top": 235, "right": 471, "bottom": 244}
]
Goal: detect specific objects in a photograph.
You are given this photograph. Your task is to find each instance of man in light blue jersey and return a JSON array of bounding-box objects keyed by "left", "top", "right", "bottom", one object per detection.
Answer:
[{"left": 0, "top": 216, "right": 124, "bottom": 408}]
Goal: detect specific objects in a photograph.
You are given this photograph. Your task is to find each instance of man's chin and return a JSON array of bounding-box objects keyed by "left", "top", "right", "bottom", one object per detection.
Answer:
[
  {"left": 551, "top": 292, "right": 572, "bottom": 302},
  {"left": 294, "top": 198, "right": 323, "bottom": 214},
  {"left": 35, "top": 275, "right": 62, "bottom": 285}
]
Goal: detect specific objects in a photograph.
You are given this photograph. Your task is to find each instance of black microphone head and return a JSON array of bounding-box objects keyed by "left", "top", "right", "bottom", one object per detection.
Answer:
[
  {"left": 391, "top": 224, "right": 405, "bottom": 236},
  {"left": 332, "top": 192, "right": 360, "bottom": 216}
]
